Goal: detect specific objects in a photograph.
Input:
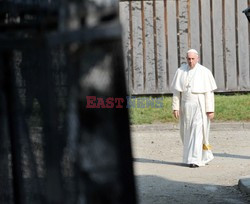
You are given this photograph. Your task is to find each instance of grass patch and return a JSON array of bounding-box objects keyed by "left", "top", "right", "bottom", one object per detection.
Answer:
[
  {"left": 129, "top": 94, "right": 250, "bottom": 124},
  {"left": 215, "top": 94, "right": 250, "bottom": 121}
]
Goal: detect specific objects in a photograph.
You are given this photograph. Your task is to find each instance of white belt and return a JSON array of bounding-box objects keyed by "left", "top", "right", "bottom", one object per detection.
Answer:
[{"left": 182, "top": 91, "right": 199, "bottom": 102}]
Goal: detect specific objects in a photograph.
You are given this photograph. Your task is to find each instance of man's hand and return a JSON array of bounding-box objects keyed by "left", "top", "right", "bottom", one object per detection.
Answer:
[
  {"left": 173, "top": 110, "right": 179, "bottom": 119},
  {"left": 207, "top": 112, "right": 214, "bottom": 120}
]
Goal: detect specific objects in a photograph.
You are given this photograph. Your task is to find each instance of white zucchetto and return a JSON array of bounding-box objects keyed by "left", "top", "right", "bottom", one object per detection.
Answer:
[{"left": 187, "top": 49, "right": 198, "bottom": 55}]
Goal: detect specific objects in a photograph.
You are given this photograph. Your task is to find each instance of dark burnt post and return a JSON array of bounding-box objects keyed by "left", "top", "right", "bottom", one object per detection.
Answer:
[{"left": 0, "top": 0, "right": 136, "bottom": 203}]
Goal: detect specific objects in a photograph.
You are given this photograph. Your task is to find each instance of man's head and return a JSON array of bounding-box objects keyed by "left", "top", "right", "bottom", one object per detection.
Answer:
[{"left": 186, "top": 49, "right": 199, "bottom": 68}]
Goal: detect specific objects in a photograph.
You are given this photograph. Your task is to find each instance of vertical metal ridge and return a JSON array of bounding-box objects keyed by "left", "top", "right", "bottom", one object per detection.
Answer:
[
  {"left": 198, "top": 0, "right": 203, "bottom": 65},
  {"left": 164, "top": 0, "right": 169, "bottom": 88},
  {"left": 176, "top": 0, "right": 180, "bottom": 68},
  {"left": 153, "top": 0, "right": 158, "bottom": 90},
  {"left": 210, "top": 0, "right": 215, "bottom": 75},
  {"left": 222, "top": 0, "right": 227, "bottom": 89},
  {"left": 235, "top": 0, "right": 239, "bottom": 89},
  {"left": 141, "top": 0, "right": 146, "bottom": 91},
  {"left": 187, "top": 0, "right": 191, "bottom": 48},
  {"left": 129, "top": 0, "right": 134, "bottom": 90},
  {"left": 248, "top": 0, "right": 250, "bottom": 83}
]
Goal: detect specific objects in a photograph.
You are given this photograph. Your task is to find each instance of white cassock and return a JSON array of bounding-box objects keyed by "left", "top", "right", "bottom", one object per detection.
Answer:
[{"left": 171, "top": 63, "right": 217, "bottom": 166}]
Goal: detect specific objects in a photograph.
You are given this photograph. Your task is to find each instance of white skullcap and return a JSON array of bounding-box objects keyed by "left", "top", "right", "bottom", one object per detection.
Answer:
[{"left": 187, "top": 49, "right": 198, "bottom": 55}]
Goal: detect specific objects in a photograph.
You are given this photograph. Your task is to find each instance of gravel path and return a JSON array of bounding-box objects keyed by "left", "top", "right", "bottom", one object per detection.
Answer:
[{"left": 131, "top": 123, "right": 250, "bottom": 204}]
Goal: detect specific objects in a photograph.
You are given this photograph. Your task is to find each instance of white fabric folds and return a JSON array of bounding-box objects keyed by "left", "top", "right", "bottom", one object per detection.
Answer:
[
  {"left": 170, "top": 63, "right": 217, "bottom": 93},
  {"left": 171, "top": 63, "right": 217, "bottom": 166}
]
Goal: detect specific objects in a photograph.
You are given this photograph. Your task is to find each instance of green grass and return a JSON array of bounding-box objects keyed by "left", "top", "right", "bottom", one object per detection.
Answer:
[
  {"left": 215, "top": 94, "right": 250, "bottom": 121},
  {"left": 129, "top": 94, "right": 250, "bottom": 124}
]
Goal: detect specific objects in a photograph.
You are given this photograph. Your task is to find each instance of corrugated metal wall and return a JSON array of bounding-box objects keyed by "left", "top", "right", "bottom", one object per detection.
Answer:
[{"left": 119, "top": 0, "right": 250, "bottom": 95}]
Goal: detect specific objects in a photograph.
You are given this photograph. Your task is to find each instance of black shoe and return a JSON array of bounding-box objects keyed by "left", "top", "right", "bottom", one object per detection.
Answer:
[{"left": 189, "top": 164, "right": 199, "bottom": 168}]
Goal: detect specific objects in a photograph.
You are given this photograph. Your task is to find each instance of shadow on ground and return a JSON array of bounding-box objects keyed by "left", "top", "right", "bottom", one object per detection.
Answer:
[
  {"left": 214, "top": 153, "right": 250, "bottom": 160},
  {"left": 135, "top": 175, "right": 250, "bottom": 204},
  {"left": 133, "top": 158, "right": 185, "bottom": 167}
]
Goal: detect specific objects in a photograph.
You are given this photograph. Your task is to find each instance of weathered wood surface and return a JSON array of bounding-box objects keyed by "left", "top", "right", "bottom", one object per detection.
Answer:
[
  {"left": 212, "top": 0, "right": 225, "bottom": 91},
  {"left": 132, "top": 1, "right": 144, "bottom": 94},
  {"left": 167, "top": 0, "right": 178, "bottom": 91},
  {"left": 200, "top": 0, "right": 212, "bottom": 71},
  {"left": 178, "top": 0, "right": 189, "bottom": 65},
  {"left": 119, "top": 0, "right": 250, "bottom": 95},
  {"left": 237, "top": 0, "right": 250, "bottom": 90},
  {"left": 119, "top": 2, "right": 132, "bottom": 93},
  {"left": 155, "top": 1, "right": 167, "bottom": 93},
  {"left": 189, "top": 0, "right": 200, "bottom": 56},
  {"left": 224, "top": 0, "right": 237, "bottom": 90},
  {"left": 144, "top": 1, "right": 156, "bottom": 93}
]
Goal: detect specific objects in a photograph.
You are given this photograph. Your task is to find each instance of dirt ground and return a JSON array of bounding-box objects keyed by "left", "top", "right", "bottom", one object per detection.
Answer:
[{"left": 131, "top": 123, "right": 250, "bottom": 204}]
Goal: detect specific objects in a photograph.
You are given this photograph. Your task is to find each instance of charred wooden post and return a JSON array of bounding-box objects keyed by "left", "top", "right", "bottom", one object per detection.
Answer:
[{"left": 0, "top": 0, "right": 136, "bottom": 203}]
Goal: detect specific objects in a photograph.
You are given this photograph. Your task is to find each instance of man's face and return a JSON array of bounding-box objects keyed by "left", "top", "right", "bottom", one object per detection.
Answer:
[{"left": 186, "top": 52, "right": 199, "bottom": 68}]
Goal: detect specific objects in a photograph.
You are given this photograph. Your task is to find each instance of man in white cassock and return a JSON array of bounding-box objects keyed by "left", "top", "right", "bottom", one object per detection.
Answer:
[{"left": 171, "top": 49, "right": 217, "bottom": 168}]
